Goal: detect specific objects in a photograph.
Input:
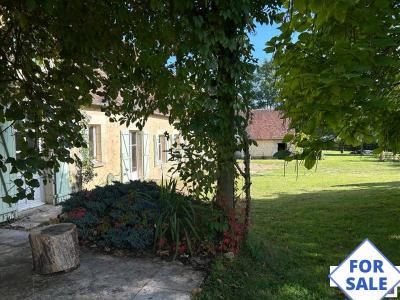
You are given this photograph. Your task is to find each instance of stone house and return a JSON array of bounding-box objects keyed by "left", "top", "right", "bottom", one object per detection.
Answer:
[
  {"left": 247, "top": 109, "right": 290, "bottom": 158},
  {"left": 0, "top": 101, "right": 179, "bottom": 222}
]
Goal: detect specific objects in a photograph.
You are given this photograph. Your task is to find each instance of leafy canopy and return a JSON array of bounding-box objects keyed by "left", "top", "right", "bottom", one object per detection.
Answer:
[
  {"left": 268, "top": 0, "right": 400, "bottom": 168},
  {"left": 1, "top": 0, "right": 280, "bottom": 203},
  {"left": 0, "top": 1, "right": 118, "bottom": 201}
]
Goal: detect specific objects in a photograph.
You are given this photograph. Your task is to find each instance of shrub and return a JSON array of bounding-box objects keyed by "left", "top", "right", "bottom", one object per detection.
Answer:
[
  {"left": 61, "top": 179, "right": 237, "bottom": 257},
  {"left": 273, "top": 149, "right": 292, "bottom": 160},
  {"left": 61, "top": 181, "right": 160, "bottom": 250}
]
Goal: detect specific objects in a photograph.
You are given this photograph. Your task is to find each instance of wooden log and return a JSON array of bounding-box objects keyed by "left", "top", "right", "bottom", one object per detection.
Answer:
[{"left": 29, "top": 223, "right": 80, "bottom": 275}]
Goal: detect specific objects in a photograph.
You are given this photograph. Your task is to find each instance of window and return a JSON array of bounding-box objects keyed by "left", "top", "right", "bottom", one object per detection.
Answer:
[
  {"left": 277, "top": 142, "right": 287, "bottom": 152},
  {"left": 129, "top": 131, "right": 137, "bottom": 172},
  {"left": 89, "top": 125, "right": 102, "bottom": 162},
  {"left": 155, "top": 134, "right": 167, "bottom": 165},
  {"left": 158, "top": 135, "right": 163, "bottom": 162}
]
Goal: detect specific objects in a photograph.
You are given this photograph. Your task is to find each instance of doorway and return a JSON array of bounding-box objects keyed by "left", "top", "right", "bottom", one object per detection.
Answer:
[{"left": 15, "top": 131, "right": 45, "bottom": 211}]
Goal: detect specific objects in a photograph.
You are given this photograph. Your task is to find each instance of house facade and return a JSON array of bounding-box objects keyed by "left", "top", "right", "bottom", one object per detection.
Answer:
[
  {"left": 247, "top": 109, "right": 290, "bottom": 158},
  {"left": 0, "top": 104, "right": 179, "bottom": 222},
  {"left": 73, "top": 104, "right": 178, "bottom": 190}
]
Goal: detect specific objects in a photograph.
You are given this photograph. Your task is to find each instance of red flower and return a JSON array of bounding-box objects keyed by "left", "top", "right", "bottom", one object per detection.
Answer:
[
  {"left": 69, "top": 207, "right": 86, "bottom": 219},
  {"left": 179, "top": 243, "right": 187, "bottom": 254},
  {"left": 158, "top": 238, "right": 167, "bottom": 248}
]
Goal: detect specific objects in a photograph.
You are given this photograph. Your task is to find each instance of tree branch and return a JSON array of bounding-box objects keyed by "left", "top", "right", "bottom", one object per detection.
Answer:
[{"left": 234, "top": 160, "right": 245, "bottom": 178}]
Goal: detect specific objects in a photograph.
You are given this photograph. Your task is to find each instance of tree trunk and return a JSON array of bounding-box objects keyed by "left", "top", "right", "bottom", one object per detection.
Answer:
[
  {"left": 29, "top": 223, "right": 80, "bottom": 274},
  {"left": 214, "top": 26, "right": 237, "bottom": 209},
  {"left": 215, "top": 101, "right": 236, "bottom": 210},
  {"left": 243, "top": 130, "right": 252, "bottom": 237},
  {"left": 211, "top": 2, "right": 250, "bottom": 211},
  {"left": 216, "top": 157, "right": 236, "bottom": 209}
]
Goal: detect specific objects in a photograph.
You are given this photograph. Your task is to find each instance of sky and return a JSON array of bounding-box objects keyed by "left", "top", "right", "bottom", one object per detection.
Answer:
[{"left": 249, "top": 22, "right": 280, "bottom": 64}]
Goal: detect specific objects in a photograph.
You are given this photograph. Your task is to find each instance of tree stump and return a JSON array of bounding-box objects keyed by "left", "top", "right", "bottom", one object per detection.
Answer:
[{"left": 29, "top": 223, "right": 80, "bottom": 275}]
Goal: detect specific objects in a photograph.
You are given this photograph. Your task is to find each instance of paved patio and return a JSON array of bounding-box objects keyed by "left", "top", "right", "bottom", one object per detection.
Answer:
[
  {"left": 0, "top": 229, "right": 204, "bottom": 300},
  {"left": 7, "top": 204, "right": 62, "bottom": 230}
]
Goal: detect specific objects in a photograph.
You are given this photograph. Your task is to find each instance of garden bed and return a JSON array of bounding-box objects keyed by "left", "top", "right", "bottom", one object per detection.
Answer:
[{"left": 60, "top": 180, "right": 236, "bottom": 262}]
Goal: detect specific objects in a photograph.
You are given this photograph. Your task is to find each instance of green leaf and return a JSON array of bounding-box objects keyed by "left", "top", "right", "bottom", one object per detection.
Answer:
[
  {"left": 283, "top": 134, "right": 294, "bottom": 143},
  {"left": 27, "top": 179, "right": 40, "bottom": 188},
  {"left": 294, "top": 0, "right": 308, "bottom": 13},
  {"left": 26, "top": 0, "right": 36, "bottom": 11},
  {"left": 14, "top": 178, "right": 24, "bottom": 187},
  {"left": 2, "top": 195, "right": 14, "bottom": 204},
  {"left": 334, "top": 3, "right": 348, "bottom": 23},
  {"left": 304, "top": 153, "right": 317, "bottom": 170}
]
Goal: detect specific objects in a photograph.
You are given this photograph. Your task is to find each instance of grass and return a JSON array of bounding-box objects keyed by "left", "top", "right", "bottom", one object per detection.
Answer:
[{"left": 197, "top": 151, "right": 400, "bottom": 299}]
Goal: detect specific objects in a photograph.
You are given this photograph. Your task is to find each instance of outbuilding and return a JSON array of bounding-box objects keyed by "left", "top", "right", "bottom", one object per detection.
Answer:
[{"left": 247, "top": 109, "right": 291, "bottom": 159}]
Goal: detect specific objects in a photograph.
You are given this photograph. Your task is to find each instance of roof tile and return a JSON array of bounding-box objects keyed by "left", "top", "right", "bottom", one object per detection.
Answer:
[{"left": 248, "top": 109, "right": 290, "bottom": 140}]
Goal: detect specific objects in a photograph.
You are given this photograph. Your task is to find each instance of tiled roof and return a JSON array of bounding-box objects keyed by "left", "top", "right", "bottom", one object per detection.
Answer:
[
  {"left": 247, "top": 109, "right": 290, "bottom": 140},
  {"left": 91, "top": 93, "right": 107, "bottom": 106}
]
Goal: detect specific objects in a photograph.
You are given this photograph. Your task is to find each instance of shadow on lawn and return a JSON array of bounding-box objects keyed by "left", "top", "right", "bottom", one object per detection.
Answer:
[
  {"left": 243, "top": 184, "right": 400, "bottom": 299},
  {"left": 323, "top": 153, "right": 358, "bottom": 157},
  {"left": 333, "top": 181, "right": 400, "bottom": 189}
]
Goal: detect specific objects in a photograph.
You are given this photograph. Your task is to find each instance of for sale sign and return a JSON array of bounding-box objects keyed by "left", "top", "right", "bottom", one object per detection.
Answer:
[{"left": 329, "top": 239, "right": 400, "bottom": 300}]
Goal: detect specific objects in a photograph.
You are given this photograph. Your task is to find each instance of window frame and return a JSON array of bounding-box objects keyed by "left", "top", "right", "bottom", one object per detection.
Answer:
[
  {"left": 155, "top": 133, "right": 169, "bottom": 165},
  {"left": 88, "top": 124, "right": 102, "bottom": 163},
  {"left": 129, "top": 131, "right": 138, "bottom": 172},
  {"left": 157, "top": 135, "right": 163, "bottom": 162}
]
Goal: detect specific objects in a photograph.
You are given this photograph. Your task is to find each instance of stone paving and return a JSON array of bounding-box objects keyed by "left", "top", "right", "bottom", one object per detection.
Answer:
[
  {"left": 0, "top": 229, "right": 204, "bottom": 300},
  {"left": 7, "top": 205, "right": 62, "bottom": 230}
]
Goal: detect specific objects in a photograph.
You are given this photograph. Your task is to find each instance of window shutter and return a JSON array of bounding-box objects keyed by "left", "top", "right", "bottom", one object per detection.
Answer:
[
  {"left": 95, "top": 126, "right": 102, "bottom": 162},
  {"left": 137, "top": 131, "right": 143, "bottom": 179},
  {"left": 154, "top": 135, "right": 159, "bottom": 166},
  {"left": 166, "top": 136, "right": 171, "bottom": 161},
  {"left": 0, "top": 122, "right": 17, "bottom": 222},
  {"left": 54, "top": 161, "right": 71, "bottom": 204},
  {"left": 120, "top": 131, "right": 130, "bottom": 182},
  {"left": 143, "top": 131, "right": 150, "bottom": 179},
  {"left": 88, "top": 126, "right": 95, "bottom": 158}
]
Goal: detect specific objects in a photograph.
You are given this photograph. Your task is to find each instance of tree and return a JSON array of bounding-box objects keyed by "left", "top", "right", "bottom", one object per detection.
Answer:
[
  {"left": 102, "top": 0, "right": 280, "bottom": 209},
  {"left": 251, "top": 60, "right": 279, "bottom": 109},
  {"left": 268, "top": 0, "right": 400, "bottom": 166},
  {"left": 1, "top": 1, "right": 281, "bottom": 212},
  {"left": 0, "top": 1, "right": 118, "bottom": 202}
]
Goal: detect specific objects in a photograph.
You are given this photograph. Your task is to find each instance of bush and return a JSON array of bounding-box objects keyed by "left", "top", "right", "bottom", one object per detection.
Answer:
[
  {"left": 61, "top": 181, "right": 161, "bottom": 250},
  {"left": 273, "top": 149, "right": 292, "bottom": 160},
  {"left": 61, "top": 180, "right": 230, "bottom": 256}
]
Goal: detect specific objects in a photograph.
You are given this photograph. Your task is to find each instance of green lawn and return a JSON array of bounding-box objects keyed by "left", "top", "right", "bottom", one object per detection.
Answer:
[{"left": 198, "top": 152, "right": 400, "bottom": 299}]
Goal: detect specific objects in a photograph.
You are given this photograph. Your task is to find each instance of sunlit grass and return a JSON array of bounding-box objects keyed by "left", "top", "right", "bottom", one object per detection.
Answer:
[{"left": 198, "top": 151, "right": 400, "bottom": 299}]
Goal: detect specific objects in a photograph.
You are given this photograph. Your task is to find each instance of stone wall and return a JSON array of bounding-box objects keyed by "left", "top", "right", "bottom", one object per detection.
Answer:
[
  {"left": 69, "top": 105, "right": 178, "bottom": 191},
  {"left": 249, "top": 139, "right": 282, "bottom": 159}
]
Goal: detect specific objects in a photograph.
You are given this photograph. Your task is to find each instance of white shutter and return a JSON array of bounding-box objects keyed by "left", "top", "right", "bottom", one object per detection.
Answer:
[
  {"left": 54, "top": 162, "right": 71, "bottom": 204},
  {"left": 154, "top": 135, "right": 159, "bottom": 166},
  {"left": 136, "top": 131, "right": 143, "bottom": 179},
  {"left": 120, "top": 130, "right": 131, "bottom": 182},
  {"left": 143, "top": 131, "right": 150, "bottom": 179},
  {"left": 166, "top": 136, "right": 171, "bottom": 161},
  {"left": 0, "top": 122, "right": 17, "bottom": 222}
]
